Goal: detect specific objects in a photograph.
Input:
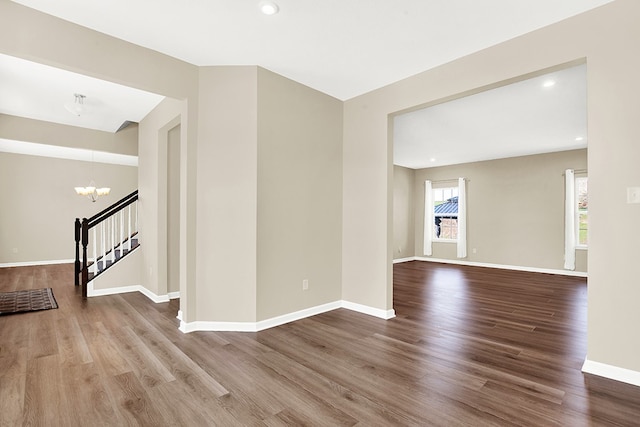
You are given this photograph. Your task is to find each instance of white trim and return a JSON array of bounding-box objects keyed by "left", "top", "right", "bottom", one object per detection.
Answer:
[
  {"left": 457, "top": 177, "right": 467, "bottom": 259},
  {"left": 582, "top": 358, "right": 640, "bottom": 388},
  {"left": 168, "top": 291, "right": 180, "bottom": 300},
  {"left": 0, "top": 138, "right": 138, "bottom": 166},
  {"left": 179, "top": 320, "right": 257, "bottom": 333},
  {"left": 178, "top": 300, "right": 395, "bottom": 334},
  {"left": 404, "top": 256, "right": 588, "bottom": 278},
  {"left": 87, "top": 283, "right": 170, "bottom": 303},
  {"left": 423, "top": 180, "right": 433, "bottom": 256},
  {"left": 87, "top": 283, "right": 140, "bottom": 297},
  {"left": 432, "top": 238, "right": 456, "bottom": 243},
  {"left": 176, "top": 310, "right": 183, "bottom": 321},
  {"left": 0, "top": 258, "right": 74, "bottom": 268},
  {"left": 393, "top": 257, "right": 415, "bottom": 264},
  {"left": 341, "top": 300, "right": 396, "bottom": 320},
  {"left": 138, "top": 286, "right": 170, "bottom": 303},
  {"left": 256, "top": 301, "right": 343, "bottom": 331},
  {"left": 564, "top": 169, "right": 576, "bottom": 270}
]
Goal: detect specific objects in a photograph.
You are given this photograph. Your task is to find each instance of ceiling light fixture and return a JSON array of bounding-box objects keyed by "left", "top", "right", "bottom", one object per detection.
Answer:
[
  {"left": 542, "top": 80, "right": 556, "bottom": 88},
  {"left": 65, "top": 93, "right": 86, "bottom": 116},
  {"left": 260, "top": 1, "right": 279, "bottom": 15},
  {"left": 75, "top": 151, "right": 110, "bottom": 202},
  {"left": 75, "top": 181, "right": 111, "bottom": 202},
  {"left": 575, "top": 136, "right": 584, "bottom": 141}
]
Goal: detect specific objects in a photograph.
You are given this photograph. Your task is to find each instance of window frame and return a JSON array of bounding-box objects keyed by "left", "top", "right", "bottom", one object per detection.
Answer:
[{"left": 432, "top": 186, "right": 459, "bottom": 243}]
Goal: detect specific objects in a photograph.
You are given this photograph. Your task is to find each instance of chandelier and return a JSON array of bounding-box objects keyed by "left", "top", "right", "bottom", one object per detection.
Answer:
[
  {"left": 75, "top": 150, "right": 110, "bottom": 202},
  {"left": 75, "top": 181, "right": 111, "bottom": 202}
]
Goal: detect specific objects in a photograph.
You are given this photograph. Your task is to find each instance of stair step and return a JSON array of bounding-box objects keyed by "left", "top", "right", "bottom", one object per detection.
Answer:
[{"left": 88, "top": 239, "right": 140, "bottom": 281}]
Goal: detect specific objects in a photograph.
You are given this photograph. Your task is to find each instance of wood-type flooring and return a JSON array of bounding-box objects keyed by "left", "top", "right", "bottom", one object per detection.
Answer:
[{"left": 1, "top": 261, "right": 639, "bottom": 426}]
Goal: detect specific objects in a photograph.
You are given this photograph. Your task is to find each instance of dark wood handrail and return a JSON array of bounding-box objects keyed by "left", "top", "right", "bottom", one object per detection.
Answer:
[
  {"left": 75, "top": 190, "right": 139, "bottom": 298},
  {"left": 88, "top": 190, "right": 138, "bottom": 228}
]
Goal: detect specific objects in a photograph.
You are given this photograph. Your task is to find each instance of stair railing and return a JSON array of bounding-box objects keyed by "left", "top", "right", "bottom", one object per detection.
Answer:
[{"left": 75, "top": 190, "right": 139, "bottom": 298}]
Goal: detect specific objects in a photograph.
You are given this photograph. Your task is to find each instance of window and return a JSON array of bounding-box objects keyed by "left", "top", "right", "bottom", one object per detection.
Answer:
[
  {"left": 424, "top": 178, "right": 467, "bottom": 258},
  {"left": 433, "top": 187, "right": 459, "bottom": 240},
  {"left": 576, "top": 176, "right": 588, "bottom": 247}
]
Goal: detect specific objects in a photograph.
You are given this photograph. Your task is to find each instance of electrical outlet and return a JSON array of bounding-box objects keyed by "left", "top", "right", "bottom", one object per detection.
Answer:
[
  {"left": 302, "top": 279, "right": 309, "bottom": 291},
  {"left": 627, "top": 187, "right": 640, "bottom": 204},
  {"left": 472, "top": 248, "right": 477, "bottom": 254},
  {"left": 12, "top": 247, "right": 18, "bottom": 253}
]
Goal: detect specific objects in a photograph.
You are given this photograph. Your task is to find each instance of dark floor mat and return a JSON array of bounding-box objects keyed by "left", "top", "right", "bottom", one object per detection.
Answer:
[{"left": 0, "top": 288, "right": 58, "bottom": 315}]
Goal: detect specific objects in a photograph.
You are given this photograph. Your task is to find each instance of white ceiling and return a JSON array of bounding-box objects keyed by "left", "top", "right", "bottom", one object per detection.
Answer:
[
  {"left": 1, "top": 1, "right": 604, "bottom": 156},
  {"left": 0, "top": 53, "right": 164, "bottom": 133},
  {"left": 393, "top": 64, "right": 588, "bottom": 169},
  {"left": 10, "top": 0, "right": 612, "bottom": 101}
]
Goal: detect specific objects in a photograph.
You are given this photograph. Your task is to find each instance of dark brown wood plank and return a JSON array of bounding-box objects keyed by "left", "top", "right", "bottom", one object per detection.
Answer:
[{"left": 2, "top": 262, "right": 640, "bottom": 426}]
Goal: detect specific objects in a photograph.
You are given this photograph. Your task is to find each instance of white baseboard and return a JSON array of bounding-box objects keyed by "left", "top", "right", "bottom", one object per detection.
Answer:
[
  {"left": 256, "top": 301, "right": 343, "bottom": 331},
  {"left": 138, "top": 286, "right": 170, "bottom": 303},
  {"left": 582, "top": 358, "right": 640, "bottom": 387},
  {"left": 396, "top": 256, "right": 588, "bottom": 277},
  {"left": 179, "top": 320, "right": 258, "bottom": 333},
  {"left": 88, "top": 283, "right": 140, "bottom": 298},
  {"left": 179, "top": 299, "right": 395, "bottom": 334},
  {"left": 0, "top": 259, "right": 74, "bottom": 268},
  {"left": 87, "top": 282, "right": 171, "bottom": 303},
  {"left": 341, "top": 300, "right": 396, "bottom": 319},
  {"left": 393, "top": 256, "right": 416, "bottom": 264},
  {"left": 167, "top": 291, "right": 180, "bottom": 300}
]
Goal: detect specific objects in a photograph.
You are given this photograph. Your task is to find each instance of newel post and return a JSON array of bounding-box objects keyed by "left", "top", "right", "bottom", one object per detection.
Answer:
[
  {"left": 74, "top": 218, "right": 81, "bottom": 287},
  {"left": 81, "top": 218, "right": 89, "bottom": 299}
]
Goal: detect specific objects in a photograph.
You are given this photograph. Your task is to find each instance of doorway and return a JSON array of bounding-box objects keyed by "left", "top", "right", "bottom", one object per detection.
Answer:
[{"left": 167, "top": 124, "right": 181, "bottom": 295}]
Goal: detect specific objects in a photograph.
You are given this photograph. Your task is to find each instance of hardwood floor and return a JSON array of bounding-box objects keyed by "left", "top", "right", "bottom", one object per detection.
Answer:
[{"left": 1, "top": 261, "right": 640, "bottom": 426}]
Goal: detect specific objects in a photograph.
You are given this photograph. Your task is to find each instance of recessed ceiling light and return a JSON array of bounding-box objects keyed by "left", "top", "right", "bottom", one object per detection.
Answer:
[
  {"left": 260, "top": 1, "right": 279, "bottom": 15},
  {"left": 430, "top": 158, "right": 436, "bottom": 162},
  {"left": 543, "top": 80, "right": 556, "bottom": 88},
  {"left": 575, "top": 136, "right": 584, "bottom": 141}
]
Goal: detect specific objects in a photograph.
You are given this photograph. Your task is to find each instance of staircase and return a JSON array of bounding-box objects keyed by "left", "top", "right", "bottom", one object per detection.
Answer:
[{"left": 74, "top": 190, "right": 139, "bottom": 298}]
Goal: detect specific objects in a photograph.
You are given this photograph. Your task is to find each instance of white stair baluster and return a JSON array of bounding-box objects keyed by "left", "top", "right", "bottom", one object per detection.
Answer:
[
  {"left": 120, "top": 209, "right": 124, "bottom": 252},
  {"left": 110, "top": 215, "right": 116, "bottom": 262},
  {"left": 105, "top": 219, "right": 109, "bottom": 263},
  {"left": 101, "top": 221, "right": 106, "bottom": 271},
  {"left": 91, "top": 227, "right": 98, "bottom": 274},
  {"left": 135, "top": 200, "right": 138, "bottom": 235},
  {"left": 127, "top": 205, "right": 132, "bottom": 251}
]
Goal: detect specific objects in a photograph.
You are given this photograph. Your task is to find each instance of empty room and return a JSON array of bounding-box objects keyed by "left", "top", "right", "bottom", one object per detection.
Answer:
[{"left": 1, "top": 0, "right": 640, "bottom": 425}]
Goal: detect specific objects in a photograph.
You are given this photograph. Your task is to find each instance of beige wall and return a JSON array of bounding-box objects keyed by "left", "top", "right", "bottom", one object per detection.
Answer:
[
  {"left": 0, "top": 115, "right": 138, "bottom": 264},
  {"left": 138, "top": 98, "right": 183, "bottom": 297},
  {"left": 0, "top": 114, "right": 138, "bottom": 156},
  {"left": 256, "top": 68, "right": 343, "bottom": 321},
  {"left": 393, "top": 165, "right": 415, "bottom": 260},
  {"left": 586, "top": 1, "right": 640, "bottom": 372},
  {"left": 411, "top": 150, "right": 587, "bottom": 272},
  {"left": 195, "top": 66, "right": 258, "bottom": 322},
  {"left": 0, "top": 151, "right": 137, "bottom": 263},
  {"left": 167, "top": 125, "right": 181, "bottom": 294},
  {"left": 0, "top": 2, "right": 196, "bottom": 100},
  {"left": 4, "top": 0, "right": 640, "bottom": 377},
  {"left": 0, "top": 0, "right": 200, "bottom": 318},
  {"left": 343, "top": 0, "right": 640, "bottom": 373},
  {"left": 91, "top": 248, "right": 141, "bottom": 292}
]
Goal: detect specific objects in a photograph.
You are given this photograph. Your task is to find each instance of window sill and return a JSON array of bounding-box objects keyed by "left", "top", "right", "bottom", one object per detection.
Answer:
[
  {"left": 576, "top": 245, "right": 588, "bottom": 251},
  {"left": 434, "top": 239, "right": 457, "bottom": 244}
]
